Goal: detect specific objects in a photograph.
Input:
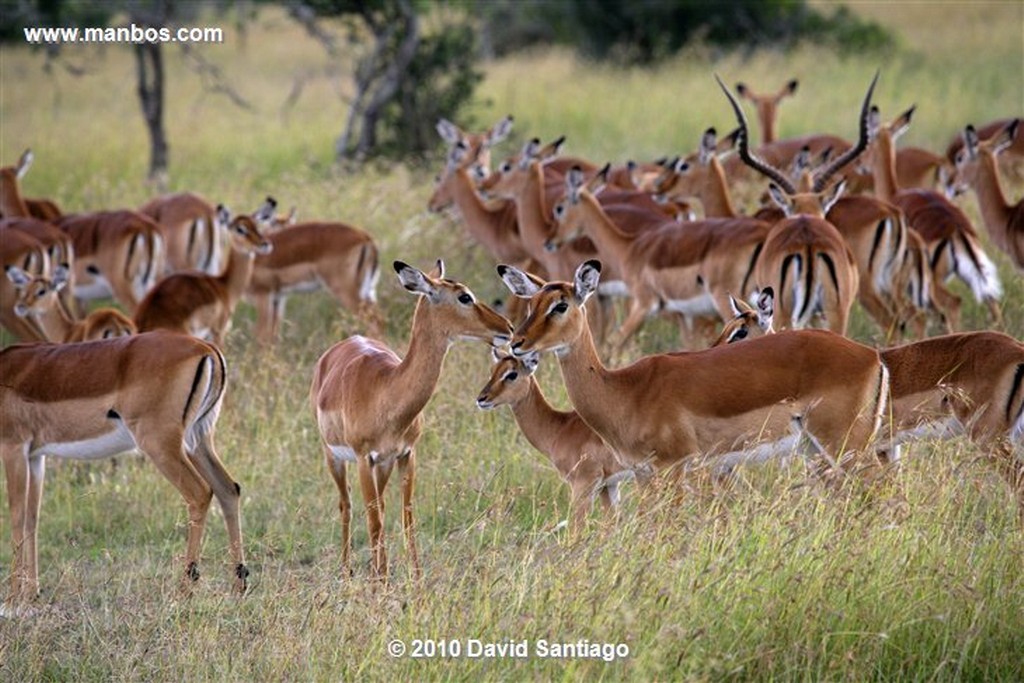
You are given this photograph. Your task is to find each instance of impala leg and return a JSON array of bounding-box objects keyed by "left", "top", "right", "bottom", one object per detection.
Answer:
[
  {"left": 323, "top": 446, "right": 353, "bottom": 577},
  {"left": 357, "top": 455, "right": 389, "bottom": 581},
  {"left": 22, "top": 454, "right": 45, "bottom": 604},
  {"left": 929, "top": 280, "right": 961, "bottom": 333},
  {"left": 3, "top": 445, "right": 32, "bottom": 607},
  {"left": 187, "top": 434, "right": 248, "bottom": 595},
  {"left": 398, "top": 450, "right": 421, "bottom": 581},
  {"left": 611, "top": 299, "right": 650, "bottom": 356},
  {"left": 138, "top": 433, "right": 214, "bottom": 595}
]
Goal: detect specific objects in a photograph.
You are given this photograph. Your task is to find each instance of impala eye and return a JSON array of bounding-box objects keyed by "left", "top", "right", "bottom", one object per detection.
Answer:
[
  {"left": 729, "top": 327, "right": 749, "bottom": 343},
  {"left": 554, "top": 203, "right": 565, "bottom": 219},
  {"left": 458, "top": 293, "right": 474, "bottom": 305},
  {"left": 500, "top": 162, "right": 512, "bottom": 173},
  {"left": 503, "top": 371, "right": 519, "bottom": 382},
  {"left": 550, "top": 301, "right": 569, "bottom": 315}
]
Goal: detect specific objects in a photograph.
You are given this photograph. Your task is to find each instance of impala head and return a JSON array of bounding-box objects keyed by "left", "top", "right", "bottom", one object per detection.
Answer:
[
  {"left": 475, "top": 348, "right": 542, "bottom": 410},
  {"left": 428, "top": 140, "right": 485, "bottom": 212},
  {"left": 651, "top": 127, "right": 739, "bottom": 206},
  {"left": 395, "top": 259, "right": 512, "bottom": 346},
  {"left": 713, "top": 287, "right": 775, "bottom": 346},
  {"left": 76, "top": 308, "right": 138, "bottom": 340},
  {"left": 735, "top": 78, "right": 799, "bottom": 143},
  {"left": 950, "top": 119, "right": 1020, "bottom": 195},
  {"left": 717, "top": 71, "right": 877, "bottom": 209},
  {"left": 498, "top": 259, "right": 601, "bottom": 357},
  {"left": 483, "top": 135, "right": 566, "bottom": 199},
  {"left": 435, "top": 114, "right": 513, "bottom": 178},
  {"left": 0, "top": 149, "right": 34, "bottom": 216},
  {"left": 547, "top": 164, "right": 606, "bottom": 251},
  {"left": 6, "top": 263, "right": 67, "bottom": 318}
]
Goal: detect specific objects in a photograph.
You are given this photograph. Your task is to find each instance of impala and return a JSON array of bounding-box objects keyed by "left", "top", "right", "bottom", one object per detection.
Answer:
[
  {"left": 135, "top": 205, "right": 272, "bottom": 345},
  {"left": 435, "top": 115, "right": 515, "bottom": 179},
  {"left": 311, "top": 260, "right": 511, "bottom": 580},
  {"left": 865, "top": 103, "right": 1002, "bottom": 329},
  {"left": 951, "top": 119, "right": 1023, "bottom": 270},
  {"left": 498, "top": 261, "right": 889, "bottom": 480},
  {"left": 879, "top": 332, "right": 1024, "bottom": 518},
  {"left": 476, "top": 349, "right": 644, "bottom": 532},
  {"left": 2, "top": 217, "right": 78, "bottom": 320},
  {"left": 735, "top": 78, "right": 799, "bottom": 145},
  {"left": 710, "top": 288, "right": 775, "bottom": 347},
  {"left": 246, "top": 207, "right": 383, "bottom": 343},
  {"left": 0, "top": 226, "right": 50, "bottom": 341},
  {"left": 57, "top": 209, "right": 166, "bottom": 313},
  {"left": 553, "top": 164, "right": 771, "bottom": 350},
  {"left": 139, "top": 191, "right": 223, "bottom": 274},
  {"left": 717, "top": 73, "right": 873, "bottom": 335},
  {"left": 6, "top": 265, "right": 136, "bottom": 342},
  {"left": 945, "top": 116, "right": 1024, "bottom": 179},
  {"left": 0, "top": 331, "right": 249, "bottom": 614}
]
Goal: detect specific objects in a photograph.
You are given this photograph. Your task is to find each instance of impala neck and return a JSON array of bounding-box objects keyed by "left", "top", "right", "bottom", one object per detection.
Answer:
[
  {"left": 702, "top": 157, "right": 740, "bottom": 218},
  {"left": 393, "top": 298, "right": 454, "bottom": 421},
  {"left": 0, "top": 174, "right": 29, "bottom": 217},
  {"left": 450, "top": 168, "right": 517, "bottom": 255},
  {"left": 29, "top": 300, "right": 75, "bottom": 342},
  {"left": 869, "top": 135, "right": 901, "bottom": 202},
  {"left": 971, "top": 157, "right": 1013, "bottom": 236},
  {"left": 220, "top": 244, "right": 257, "bottom": 306},
  {"left": 579, "top": 192, "right": 633, "bottom": 258},
  {"left": 515, "top": 163, "right": 554, "bottom": 255},
  {"left": 757, "top": 105, "right": 777, "bottom": 145},
  {"left": 509, "top": 378, "right": 575, "bottom": 459}
]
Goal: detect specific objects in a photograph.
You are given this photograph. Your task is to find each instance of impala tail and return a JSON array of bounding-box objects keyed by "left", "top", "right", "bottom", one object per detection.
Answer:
[
  {"left": 778, "top": 247, "right": 841, "bottom": 329},
  {"left": 357, "top": 241, "right": 380, "bottom": 304},
  {"left": 938, "top": 229, "right": 1002, "bottom": 303},
  {"left": 182, "top": 345, "right": 228, "bottom": 454},
  {"left": 1008, "top": 363, "right": 1024, "bottom": 444},
  {"left": 127, "top": 228, "right": 165, "bottom": 302}
]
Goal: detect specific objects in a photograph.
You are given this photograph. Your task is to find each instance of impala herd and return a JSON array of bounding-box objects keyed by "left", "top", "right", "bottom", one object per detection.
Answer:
[{"left": 1, "top": 72, "right": 1022, "bottom": 615}]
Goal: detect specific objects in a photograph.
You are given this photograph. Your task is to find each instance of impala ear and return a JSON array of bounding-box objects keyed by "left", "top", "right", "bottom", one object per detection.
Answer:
[
  {"left": 728, "top": 292, "right": 750, "bottom": 317},
  {"left": 820, "top": 179, "right": 846, "bottom": 215},
  {"left": 699, "top": 128, "right": 717, "bottom": 165},
  {"left": 573, "top": 260, "right": 602, "bottom": 304},
  {"left": 52, "top": 263, "right": 70, "bottom": 291},
  {"left": 992, "top": 119, "right": 1019, "bottom": 156},
  {"left": 16, "top": 149, "right": 34, "bottom": 180},
  {"left": 767, "top": 184, "right": 792, "bottom": 215},
  {"left": 756, "top": 287, "right": 775, "bottom": 329},
  {"left": 431, "top": 259, "right": 445, "bottom": 280},
  {"left": 394, "top": 261, "right": 438, "bottom": 299},
  {"left": 488, "top": 115, "right": 514, "bottom": 146},
  {"left": 436, "top": 118, "right": 461, "bottom": 145},
  {"left": 785, "top": 79, "right": 799, "bottom": 95},
  {"left": 891, "top": 105, "right": 915, "bottom": 141},
  {"left": 215, "top": 204, "right": 232, "bottom": 228},
  {"left": 5, "top": 265, "right": 32, "bottom": 287},
  {"left": 867, "top": 106, "right": 882, "bottom": 141},
  {"left": 253, "top": 197, "right": 277, "bottom": 224},
  {"left": 521, "top": 350, "right": 541, "bottom": 375},
  {"left": 497, "top": 264, "right": 543, "bottom": 298}
]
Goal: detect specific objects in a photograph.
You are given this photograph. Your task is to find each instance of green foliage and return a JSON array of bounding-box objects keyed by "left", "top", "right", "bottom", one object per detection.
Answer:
[
  {"left": 475, "top": 0, "right": 897, "bottom": 65},
  {"left": 0, "top": 0, "right": 113, "bottom": 41}
]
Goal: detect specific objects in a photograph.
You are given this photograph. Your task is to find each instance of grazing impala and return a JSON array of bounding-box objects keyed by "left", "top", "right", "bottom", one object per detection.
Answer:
[
  {"left": 312, "top": 260, "right": 511, "bottom": 580},
  {"left": 246, "top": 207, "right": 382, "bottom": 343},
  {"left": 717, "top": 74, "right": 870, "bottom": 335},
  {"left": 476, "top": 349, "right": 643, "bottom": 532},
  {"left": 498, "top": 261, "right": 889, "bottom": 480},
  {"left": 135, "top": 205, "right": 272, "bottom": 345},
  {"left": 0, "top": 331, "right": 249, "bottom": 614},
  {"left": 6, "top": 265, "right": 136, "bottom": 342},
  {"left": 57, "top": 210, "right": 166, "bottom": 313},
  {"left": 139, "top": 191, "right": 223, "bottom": 275},
  {"left": 950, "top": 119, "right": 1023, "bottom": 270},
  {"left": 880, "top": 332, "right": 1024, "bottom": 519},
  {"left": 865, "top": 103, "right": 1002, "bottom": 330}
]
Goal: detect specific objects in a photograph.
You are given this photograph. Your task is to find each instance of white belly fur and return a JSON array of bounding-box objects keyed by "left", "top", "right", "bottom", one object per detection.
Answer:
[{"left": 31, "top": 419, "right": 139, "bottom": 460}]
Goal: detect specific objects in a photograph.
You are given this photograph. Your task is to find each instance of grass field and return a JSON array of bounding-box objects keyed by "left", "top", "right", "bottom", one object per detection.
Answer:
[{"left": 2, "top": 3, "right": 1023, "bottom": 680}]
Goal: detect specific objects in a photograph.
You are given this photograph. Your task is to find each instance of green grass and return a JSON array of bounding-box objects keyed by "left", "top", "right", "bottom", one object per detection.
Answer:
[{"left": 2, "top": 3, "right": 1024, "bottom": 680}]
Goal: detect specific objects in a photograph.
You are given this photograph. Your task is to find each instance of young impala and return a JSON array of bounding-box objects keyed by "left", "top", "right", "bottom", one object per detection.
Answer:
[
  {"left": 311, "top": 260, "right": 511, "bottom": 581},
  {"left": 6, "top": 265, "right": 136, "bottom": 342},
  {"left": 476, "top": 349, "right": 644, "bottom": 532},
  {"left": 498, "top": 261, "right": 889, "bottom": 482},
  {"left": 1, "top": 331, "right": 249, "bottom": 615}
]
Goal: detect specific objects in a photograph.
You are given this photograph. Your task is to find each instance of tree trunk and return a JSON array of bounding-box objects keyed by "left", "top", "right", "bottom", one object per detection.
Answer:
[{"left": 135, "top": 42, "right": 168, "bottom": 185}]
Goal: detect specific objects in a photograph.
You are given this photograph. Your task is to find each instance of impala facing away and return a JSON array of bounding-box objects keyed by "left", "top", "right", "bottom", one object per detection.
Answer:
[
  {"left": 476, "top": 349, "right": 645, "bottom": 532},
  {"left": 6, "top": 265, "right": 136, "bottom": 342},
  {"left": 139, "top": 191, "right": 223, "bottom": 275},
  {"left": 1, "top": 331, "right": 248, "bottom": 615},
  {"left": 498, "top": 261, "right": 889, "bottom": 481},
  {"left": 135, "top": 205, "right": 272, "bottom": 346},
  {"left": 311, "top": 260, "right": 511, "bottom": 580}
]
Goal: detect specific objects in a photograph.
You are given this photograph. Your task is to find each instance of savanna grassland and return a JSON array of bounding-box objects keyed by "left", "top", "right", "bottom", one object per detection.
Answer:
[{"left": 2, "top": 2, "right": 1024, "bottom": 680}]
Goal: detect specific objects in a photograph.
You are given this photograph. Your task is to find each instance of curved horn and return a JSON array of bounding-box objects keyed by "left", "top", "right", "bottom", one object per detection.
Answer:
[
  {"left": 715, "top": 73, "right": 796, "bottom": 195},
  {"left": 812, "top": 70, "right": 879, "bottom": 192}
]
